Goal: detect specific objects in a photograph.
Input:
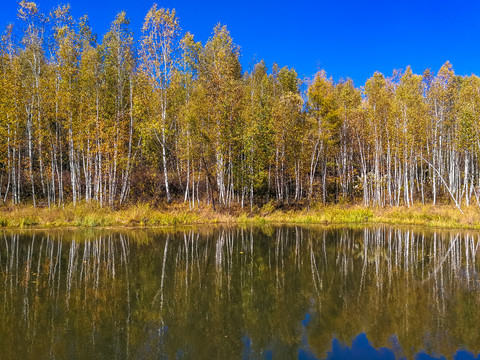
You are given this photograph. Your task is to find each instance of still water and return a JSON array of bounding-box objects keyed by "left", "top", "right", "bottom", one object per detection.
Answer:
[{"left": 1, "top": 226, "right": 480, "bottom": 359}]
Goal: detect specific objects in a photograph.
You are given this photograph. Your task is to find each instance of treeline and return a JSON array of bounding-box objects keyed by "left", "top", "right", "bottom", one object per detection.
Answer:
[{"left": 1, "top": 1, "right": 479, "bottom": 209}]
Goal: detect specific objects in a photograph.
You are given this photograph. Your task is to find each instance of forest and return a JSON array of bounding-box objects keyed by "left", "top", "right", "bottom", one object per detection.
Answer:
[{"left": 1, "top": 1, "right": 479, "bottom": 211}]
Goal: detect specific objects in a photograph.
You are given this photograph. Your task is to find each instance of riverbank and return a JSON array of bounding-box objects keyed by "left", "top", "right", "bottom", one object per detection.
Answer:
[{"left": 0, "top": 202, "right": 479, "bottom": 230}]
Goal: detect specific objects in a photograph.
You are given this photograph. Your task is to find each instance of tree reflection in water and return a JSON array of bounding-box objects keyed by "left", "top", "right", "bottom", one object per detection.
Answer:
[{"left": 0, "top": 226, "right": 479, "bottom": 359}]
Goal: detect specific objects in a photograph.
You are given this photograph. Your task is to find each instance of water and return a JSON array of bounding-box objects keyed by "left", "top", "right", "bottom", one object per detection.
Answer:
[{"left": 1, "top": 226, "right": 480, "bottom": 359}]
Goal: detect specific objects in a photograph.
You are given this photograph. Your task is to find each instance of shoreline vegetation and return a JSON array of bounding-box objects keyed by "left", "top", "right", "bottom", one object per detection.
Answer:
[{"left": 1, "top": 202, "right": 480, "bottom": 231}]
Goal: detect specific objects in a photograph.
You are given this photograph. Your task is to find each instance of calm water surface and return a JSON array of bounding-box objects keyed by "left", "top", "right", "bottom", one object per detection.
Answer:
[{"left": 1, "top": 226, "right": 480, "bottom": 359}]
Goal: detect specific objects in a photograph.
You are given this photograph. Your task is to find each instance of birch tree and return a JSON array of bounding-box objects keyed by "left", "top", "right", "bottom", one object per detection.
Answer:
[{"left": 140, "top": 5, "right": 180, "bottom": 203}]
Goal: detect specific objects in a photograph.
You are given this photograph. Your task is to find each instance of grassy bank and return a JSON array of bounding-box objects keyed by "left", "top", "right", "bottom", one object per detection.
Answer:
[{"left": 0, "top": 202, "right": 479, "bottom": 230}]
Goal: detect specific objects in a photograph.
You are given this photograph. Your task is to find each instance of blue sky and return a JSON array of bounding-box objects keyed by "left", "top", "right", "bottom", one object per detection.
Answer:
[{"left": 1, "top": 0, "right": 480, "bottom": 86}]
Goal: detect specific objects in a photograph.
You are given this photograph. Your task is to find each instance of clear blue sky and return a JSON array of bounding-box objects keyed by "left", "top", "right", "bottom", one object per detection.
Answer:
[{"left": 1, "top": 0, "right": 480, "bottom": 86}]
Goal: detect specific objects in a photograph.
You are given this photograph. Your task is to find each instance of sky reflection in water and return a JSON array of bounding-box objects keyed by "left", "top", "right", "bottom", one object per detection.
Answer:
[
  {"left": 241, "top": 330, "right": 480, "bottom": 360},
  {"left": 314, "top": 333, "right": 480, "bottom": 360},
  {"left": 240, "top": 311, "right": 480, "bottom": 360},
  {"left": 253, "top": 329, "right": 480, "bottom": 360}
]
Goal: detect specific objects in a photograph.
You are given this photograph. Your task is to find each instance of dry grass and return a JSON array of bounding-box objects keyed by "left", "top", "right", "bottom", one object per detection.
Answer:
[
  {"left": 371, "top": 204, "right": 480, "bottom": 229},
  {"left": 0, "top": 201, "right": 478, "bottom": 230}
]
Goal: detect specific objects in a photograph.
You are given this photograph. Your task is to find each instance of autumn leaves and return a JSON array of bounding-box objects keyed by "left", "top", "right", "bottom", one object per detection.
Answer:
[{"left": 0, "top": 2, "right": 477, "bottom": 209}]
